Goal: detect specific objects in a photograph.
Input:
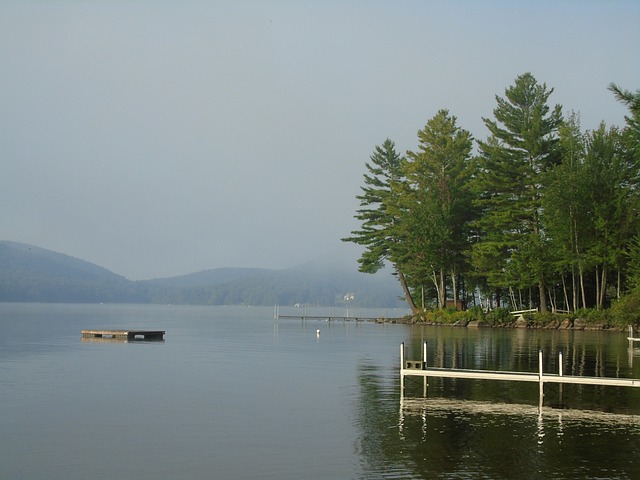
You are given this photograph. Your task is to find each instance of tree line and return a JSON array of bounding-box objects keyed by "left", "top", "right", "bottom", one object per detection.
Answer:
[{"left": 344, "top": 72, "right": 640, "bottom": 315}]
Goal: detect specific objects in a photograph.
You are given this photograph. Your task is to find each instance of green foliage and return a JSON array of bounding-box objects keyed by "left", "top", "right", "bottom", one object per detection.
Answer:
[
  {"left": 572, "top": 308, "right": 612, "bottom": 325},
  {"left": 416, "top": 308, "right": 461, "bottom": 325},
  {"left": 626, "top": 236, "right": 640, "bottom": 289},
  {"left": 532, "top": 312, "right": 558, "bottom": 324},
  {"left": 342, "top": 138, "right": 404, "bottom": 274},
  {"left": 344, "top": 112, "right": 475, "bottom": 312},
  {"left": 399, "top": 110, "right": 475, "bottom": 308},
  {"left": 406, "top": 304, "right": 634, "bottom": 330},
  {"left": 608, "top": 83, "right": 640, "bottom": 163},
  {"left": 344, "top": 74, "right": 640, "bottom": 317},
  {"left": 471, "top": 73, "right": 562, "bottom": 311},
  {"left": 609, "top": 288, "right": 640, "bottom": 326},
  {"left": 484, "top": 307, "right": 512, "bottom": 325}
]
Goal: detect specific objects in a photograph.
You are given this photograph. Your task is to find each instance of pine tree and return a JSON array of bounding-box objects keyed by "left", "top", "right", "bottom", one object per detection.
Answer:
[
  {"left": 342, "top": 139, "right": 418, "bottom": 312},
  {"left": 399, "top": 110, "right": 474, "bottom": 309},
  {"left": 583, "top": 123, "right": 639, "bottom": 307},
  {"left": 471, "top": 73, "right": 562, "bottom": 312},
  {"left": 542, "top": 112, "right": 589, "bottom": 311}
]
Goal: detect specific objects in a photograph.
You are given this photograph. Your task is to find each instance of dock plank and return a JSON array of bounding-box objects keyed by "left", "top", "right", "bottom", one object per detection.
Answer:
[{"left": 401, "top": 366, "right": 640, "bottom": 388}]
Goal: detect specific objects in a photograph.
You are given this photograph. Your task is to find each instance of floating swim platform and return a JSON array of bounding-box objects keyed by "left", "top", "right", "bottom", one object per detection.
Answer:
[{"left": 81, "top": 329, "right": 165, "bottom": 341}]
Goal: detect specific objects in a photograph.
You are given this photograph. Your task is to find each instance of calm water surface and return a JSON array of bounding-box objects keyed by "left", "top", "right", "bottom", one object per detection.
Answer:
[{"left": 1, "top": 303, "right": 638, "bottom": 479}]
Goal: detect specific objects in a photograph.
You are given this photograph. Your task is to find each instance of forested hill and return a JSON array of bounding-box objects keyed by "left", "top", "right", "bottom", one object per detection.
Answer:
[
  {"left": 145, "top": 267, "right": 271, "bottom": 288},
  {"left": 0, "top": 241, "right": 404, "bottom": 307},
  {"left": 0, "top": 240, "right": 137, "bottom": 303}
]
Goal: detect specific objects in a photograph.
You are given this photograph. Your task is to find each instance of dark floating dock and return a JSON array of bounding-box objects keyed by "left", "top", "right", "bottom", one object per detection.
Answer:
[{"left": 81, "top": 329, "right": 165, "bottom": 341}]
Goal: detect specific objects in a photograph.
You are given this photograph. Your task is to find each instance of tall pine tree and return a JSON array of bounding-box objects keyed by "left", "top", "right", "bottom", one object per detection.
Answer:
[
  {"left": 399, "top": 110, "right": 474, "bottom": 309},
  {"left": 342, "top": 139, "right": 418, "bottom": 312},
  {"left": 471, "top": 73, "right": 562, "bottom": 312},
  {"left": 542, "top": 112, "right": 589, "bottom": 311}
]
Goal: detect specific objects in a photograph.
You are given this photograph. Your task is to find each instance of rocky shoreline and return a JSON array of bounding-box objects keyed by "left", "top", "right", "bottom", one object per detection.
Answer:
[{"left": 388, "top": 316, "right": 633, "bottom": 332}]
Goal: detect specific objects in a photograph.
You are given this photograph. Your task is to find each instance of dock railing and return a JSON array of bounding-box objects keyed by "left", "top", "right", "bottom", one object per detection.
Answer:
[{"left": 510, "top": 308, "right": 538, "bottom": 320}]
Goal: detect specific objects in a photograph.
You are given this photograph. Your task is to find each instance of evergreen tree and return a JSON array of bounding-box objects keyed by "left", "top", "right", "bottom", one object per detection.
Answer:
[
  {"left": 608, "top": 83, "right": 640, "bottom": 161},
  {"left": 542, "top": 112, "right": 589, "bottom": 311},
  {"left": 471, "top": 73, "right": 562, "bottom": 312},
  {"left": 582, "top": 123, "right": 639, "bottom": 306},
  {"left": 610, "top": 83, "right": 640, "bottom": 294},
  {"left": 398, "top": 110, "right": 474, "bottom": 309},
  {"left": 342, "top": 139, "right": 418, "bottom": 312}
]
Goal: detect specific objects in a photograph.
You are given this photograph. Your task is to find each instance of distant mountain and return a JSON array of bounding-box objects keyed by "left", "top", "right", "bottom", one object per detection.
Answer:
[
  {"left": 0, "top": 241, "right": 406, "bottom": 307},
  {"left": 137, "top": 261, "right": 404, "bottom": 307},
  {"left": 146, "top": 267, "right": 273, "bottom": 288},
  {"left": 0, "top": 241, "right": 142, "bottom": 303}
]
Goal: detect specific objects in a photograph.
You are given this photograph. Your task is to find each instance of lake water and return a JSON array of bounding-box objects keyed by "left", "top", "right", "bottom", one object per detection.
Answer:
[{"left": 1, "top": 303, "right": 639, "bottom": 479}]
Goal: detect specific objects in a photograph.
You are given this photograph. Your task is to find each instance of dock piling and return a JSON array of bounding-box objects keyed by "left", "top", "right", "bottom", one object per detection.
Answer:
[
  {"left": 558, "top": 351, "right": 563, "bottom": 377},
  {"left": 400, "top": 342, "right": 405, "bottom": 393},
  {"left": 538, "top": 350, "right": 544, "bottom": 396},
  {"left": 422, "top": 341, "right": 428, "bottom": 396},
  {"left": 558, "top": 350, "right": 564, "bottom": 406},
  {"left": 422, "top": 341, "right": 427, "bottom": 368}
]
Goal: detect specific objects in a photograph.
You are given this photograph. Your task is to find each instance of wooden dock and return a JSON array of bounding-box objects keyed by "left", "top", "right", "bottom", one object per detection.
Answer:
[
  {"left": 400, "top": 342, "right": 640, "bottom": 399},
  {"left": 273, "top": 305, "right": 402, "bottom": 323},
  {"left": 275, "top": 314, "right": 396, "bottom": 323},
  {"left": 81, "top": 329, "right": 165, "bottom": 341}
]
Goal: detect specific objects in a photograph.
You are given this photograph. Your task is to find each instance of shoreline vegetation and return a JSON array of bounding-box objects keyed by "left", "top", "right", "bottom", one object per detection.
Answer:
[
  {"left": 343, "top": 73, "right": 640, "bottom": 322},
  {"left": 391, "top": 307, "right": 638, "bottom": 331}
]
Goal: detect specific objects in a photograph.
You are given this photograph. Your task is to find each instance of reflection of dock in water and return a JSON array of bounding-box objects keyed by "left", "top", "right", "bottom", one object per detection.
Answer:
[{"left": 399, "top": 397, "right": 640, "bottom": 424}]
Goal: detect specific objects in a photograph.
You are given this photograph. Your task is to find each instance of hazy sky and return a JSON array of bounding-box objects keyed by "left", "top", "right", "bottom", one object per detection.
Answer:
[{"left": 1, "top": 1, "right": 639, "bottom": 280}]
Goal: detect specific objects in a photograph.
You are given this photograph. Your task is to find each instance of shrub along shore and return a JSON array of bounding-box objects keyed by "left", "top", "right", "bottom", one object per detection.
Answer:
[{"left": 395, "top": 307, "right": 638, "bottom": 332}]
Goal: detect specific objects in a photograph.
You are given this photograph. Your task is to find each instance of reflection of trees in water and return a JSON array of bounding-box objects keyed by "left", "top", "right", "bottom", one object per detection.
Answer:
[
  {"left": 353, "top": 362, "right": 423, "bottom": 478},
  {"left": 355, "top": 327, "right": 640, "bottom": 477},
  {"left": 354, "top": 361, "right": 543, "bottom": 478},
  {"left": 354, "top": 362, "right": 537, "bottom": 478},
  {"left": 400, "top": 398, "right": 640, "bottom": 478}
]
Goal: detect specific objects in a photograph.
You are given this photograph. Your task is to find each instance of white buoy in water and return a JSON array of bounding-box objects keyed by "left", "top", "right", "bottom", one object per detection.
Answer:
[{"left": 316, "top": 329, "right": 320, "bottom": 337}]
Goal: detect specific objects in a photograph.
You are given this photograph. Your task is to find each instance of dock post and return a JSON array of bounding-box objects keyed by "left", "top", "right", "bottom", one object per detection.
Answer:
[
  {"left": 538, "top": 349, "right": 544, "bottom": 401},
  {"left": 422, "top": 341, "right": 427, "bottom": 369},
  {"left": 422, "top": 341, "right": 428, "bottom": 397},
  {"left": 400, "top": 342, "right": 405, "bottom": 395},
  {"left": 558, "top": 350, "right": 564, "bottom": 406},
  {"left": 558, "top": 351, "right": 563, "bottom": 377}
]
